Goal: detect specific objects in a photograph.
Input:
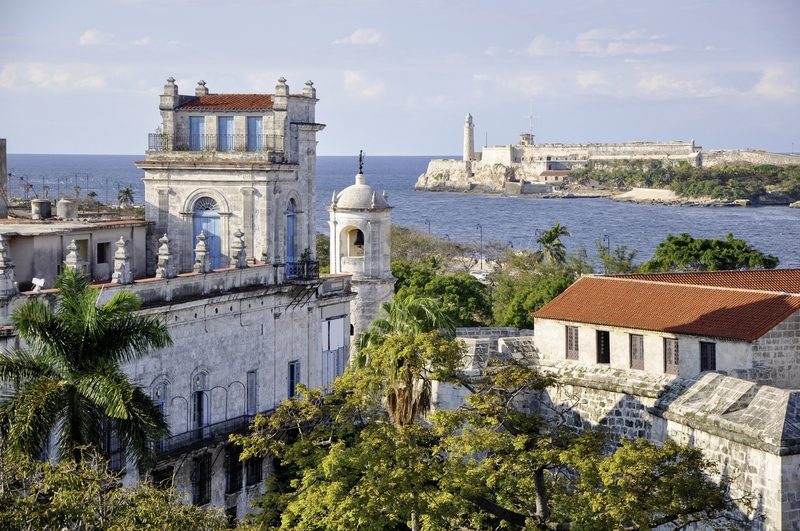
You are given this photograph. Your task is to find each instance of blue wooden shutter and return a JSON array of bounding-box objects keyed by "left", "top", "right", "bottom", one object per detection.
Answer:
[{"left": 247, "top": 116, "right": 263, "bottom": 151}]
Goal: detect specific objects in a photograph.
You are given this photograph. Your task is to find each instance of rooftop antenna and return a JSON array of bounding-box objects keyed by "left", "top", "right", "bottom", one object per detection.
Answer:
[{"left": 358, "top": 149, "right": 365, "bottom": 173}]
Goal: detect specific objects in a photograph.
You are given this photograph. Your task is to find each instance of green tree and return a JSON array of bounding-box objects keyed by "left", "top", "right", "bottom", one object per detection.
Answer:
[
  {"left": 315, "top": 232, "right": 330, "bottom": 274},
  {"left": 0, "top": 268, "right": 172, "bottom": 466},
  {"left": 492, "top": 264, "right": 576, "bottom": 328},
  {"left": 536, "top": 221, "right": 571, "bottom": 265},
  {"left": 118, "top": 186, "right": 135, "bottom": 208},
  {"left": 393, "top": 259, "right": 491, "bottom": 327},
  {"left": 596, "top": 240, "right": 639, "bottom": 274},
  {"left": 0, "top": 454, "right": 227, "bottom": 531},
  {"left": 641, "top": 232, "right": 779, "bottom": 272}
]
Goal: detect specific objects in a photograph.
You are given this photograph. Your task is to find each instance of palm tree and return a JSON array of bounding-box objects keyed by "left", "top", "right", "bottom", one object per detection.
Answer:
[
  {"left": 118, "top": 186, "right": 134, "bottom": 208},
  {"left": 536, "top": 221, "right": 571, "bottom": 265},
  {"left": 0, "top": 268, "right": 172, "bottom": 466},
  {"left": 356, "top": 295, "right": 455, "bottom": 354}
]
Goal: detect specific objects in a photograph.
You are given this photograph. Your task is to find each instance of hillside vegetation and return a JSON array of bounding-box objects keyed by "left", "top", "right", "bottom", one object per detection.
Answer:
[{"left": 569, "top": 160, "right": 800, "bottom": 202}]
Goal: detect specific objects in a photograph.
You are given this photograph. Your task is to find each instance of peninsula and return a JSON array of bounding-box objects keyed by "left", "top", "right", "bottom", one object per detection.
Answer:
[{"left": 416, "top": 114, "right": 800, "bottom": 205}]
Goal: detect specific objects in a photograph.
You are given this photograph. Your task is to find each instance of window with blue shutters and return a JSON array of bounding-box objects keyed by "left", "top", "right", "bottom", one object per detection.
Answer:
[
  {"left": 218, "top": 116, "right": 234, "bottom": 151},
  {"left": 189, "top": 116, "right": 204, "bottom": 151},
  {"left": 247, "top": 116, "right": 263, "bottom": 152}
]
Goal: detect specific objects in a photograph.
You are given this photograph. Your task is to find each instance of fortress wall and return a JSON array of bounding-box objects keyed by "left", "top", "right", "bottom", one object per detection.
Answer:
[
  {"left": 535, "top": 364, "right": 794, "bottom": 530},
  {"left": 746, "top": 311, "right": 800, "bottom": 389},
  {"left": 703, "top": 150, "right": 800, "bottom": 167}
]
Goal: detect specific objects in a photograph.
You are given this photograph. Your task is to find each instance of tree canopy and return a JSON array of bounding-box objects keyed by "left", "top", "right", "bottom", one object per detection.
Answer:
[{"left": 640, "top": 232, "right": 779, "bottom": 272}]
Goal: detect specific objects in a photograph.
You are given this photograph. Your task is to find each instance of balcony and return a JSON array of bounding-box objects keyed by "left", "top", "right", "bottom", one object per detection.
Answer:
[
  {"left": 147, "top": 133, "right": 270, "bottom": 153},
  {"left": 156, "top": 412, "right": 271, "bottom": 461},
  {"left": 285, "top": 260, "right": 319, "bottom": 282}
]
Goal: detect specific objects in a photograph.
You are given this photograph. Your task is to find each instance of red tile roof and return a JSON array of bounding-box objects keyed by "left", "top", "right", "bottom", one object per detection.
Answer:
[
  {"left": 533, "top": 275, "right": 800, "bottom": 342},
  {"left": 614, "top": 269, "right": 800, "bottom": 294},
  {"left": 177, "top": 94, "right": 274, "bottom": 111}
]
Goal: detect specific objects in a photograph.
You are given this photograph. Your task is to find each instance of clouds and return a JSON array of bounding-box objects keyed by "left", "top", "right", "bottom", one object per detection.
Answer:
[
  {"left": 333, "top": 28, "right": 382, "bottom": 46},
  {"left": 751, "top": 67, "right": 797, "bottom": 100},
  {"left": 343, "top": 70, "right": 385, "bottom": 98},
  {"left": 0, "top": 63, "right": 106, "bottom": 90},
  {"left": 525, "top": 28, "right": 675, "bottom": 58},
  {"left": 79, "top": 28, "right": 114, "bottom": 46}
]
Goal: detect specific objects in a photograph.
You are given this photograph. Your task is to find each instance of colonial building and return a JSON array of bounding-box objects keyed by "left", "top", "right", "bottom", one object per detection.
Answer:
[
  {"left": 0, "top": 77, "right": 390, "bottom": 522},
  {"left": 533, "top": 270, "right": 800, "bottom": 388},
  {"left": 432, "top": 269, "right": 800, "bottom": 529}
]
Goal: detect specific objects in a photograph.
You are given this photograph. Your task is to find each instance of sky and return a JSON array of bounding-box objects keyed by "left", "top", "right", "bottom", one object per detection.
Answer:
[{"left": 1, "top": 0, "right": 798, "bottom": 155}]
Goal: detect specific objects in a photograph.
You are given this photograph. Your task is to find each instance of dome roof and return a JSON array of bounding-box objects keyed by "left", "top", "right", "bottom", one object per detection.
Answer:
[{"left": 333, "top": 173, "right": 390, "bottom": 210}]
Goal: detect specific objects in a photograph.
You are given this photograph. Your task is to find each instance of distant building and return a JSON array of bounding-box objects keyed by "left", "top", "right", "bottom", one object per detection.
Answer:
[{"left": 0, "top": 77, "right": 391, "bottom": 523}]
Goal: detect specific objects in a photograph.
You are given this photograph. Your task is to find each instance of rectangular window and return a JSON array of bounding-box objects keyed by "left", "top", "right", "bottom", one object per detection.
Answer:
[
  {"left": 596, "top": 330, "right": 610, "bottom": 364},
  {"left": 247, "top": 116, "right": 263, "bottom": 152},
  {"left": 664, "top": 338, "right": 679, "bottom": 375},
  {"left": 218, "top": 116, "right": 234, "bottom": 151},
  {"left": 629, "top": 334, "right": 644, "bottom": 370},
  {"left": 246, "top": 370, "right": 257, "bottom": 416},
  {"left": 192, "top": 453, "right": 212, "bottom": 505},
  {"left": 288, "top": 360, "right": 300, "bottom": 398},
  {"left": 322, "top": 317, "right": 347, "bottom": 388},
  {"left": 700, "top": 341, "right": 717, "bottom": 372},
  {"left": 193, "top": 390, "right": 205, "bottom": 429},
  {"left": 96, "top": 242, "right": 110, "bottom": 264},
  {"left": 225, "top": 444, "right": 243, "bottom": 494},
  {"left": 245, "top": 456, "right": 263, "bottom": 486},
  {"left": 189, "top": 116, "right": 205, "bottom": 151},
  {"left": 565, "top": 326, "right": 579, "bottom": 360},
  {"left": 152, "top": 467, "right": 174, "bottom": 490}
]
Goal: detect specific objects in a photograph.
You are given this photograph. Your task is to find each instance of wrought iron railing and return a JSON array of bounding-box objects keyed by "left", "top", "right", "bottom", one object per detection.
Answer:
[
  {"left": 147, "top": 133, "right": 268, "bottom": 153},
  {"left": 285, "top": 260, "right": 320, "bottom": 281},
  {"left": 156, "top": 412, "right": 269, "bottom": 460}
]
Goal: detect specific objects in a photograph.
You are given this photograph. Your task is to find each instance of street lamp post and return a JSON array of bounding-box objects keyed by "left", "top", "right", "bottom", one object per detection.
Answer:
[
  {"left": 602, "top": 234, "right": 611, "bottom": 275},
  {"left": 476, "top": 223, "right": 483, "bottom": 270},
  {"left": 424, "top": 218, "right": 431, "bottom": 235}
]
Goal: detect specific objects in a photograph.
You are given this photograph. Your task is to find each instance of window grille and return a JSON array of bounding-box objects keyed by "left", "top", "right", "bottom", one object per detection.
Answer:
[
  {"left": 192, "top": 454, "right": 212, "bottom": 505},
  {"left": 700, "top": 341, "right": 716, "bottom": 372},
  {"left": 566, "top": 326, "right": 579, "bottom": 360},
  {"left": 596, "top": 330, "right": 610, "bottom": 364},
  {"left": 664, "top": 338, "right": 680, "bottom": 375},
  {"left": 629, "top": 334, "right": 644, "bottom": 370}
]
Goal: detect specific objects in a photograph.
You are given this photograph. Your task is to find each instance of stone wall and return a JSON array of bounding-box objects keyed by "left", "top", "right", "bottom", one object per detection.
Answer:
[
  {"left": 704, "top": 150, "right": 800, "bottom": 168},
  {"left": 530, "top": 361, "right": 799, "bottom": 530},
  {"left": 746, "top": 310, "right": 800, "bottom": 388}
]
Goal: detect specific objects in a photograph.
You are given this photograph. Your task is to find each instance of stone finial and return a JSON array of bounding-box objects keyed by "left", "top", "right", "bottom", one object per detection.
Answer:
[
  {"left": 193, "top": 230, "right": 212, "bottom": 273},
  {"left": 303, "top": 80, "right": 316, "bottom": 98},
  {"left": 155, "top": 233, "right": 176, "bottom": 279},
  {"left": 111, "top": 237, "right": 133, "bottom": 285},
  {"left": 64, "top": 240, "right": 82, "bottom": 271},
  {"left": 163, "top": 76, "right": 178, "bottom": 97},
  {"left": 276, "top": 76, "right": 289, "bottom": 95},
  {"left": 231, "top": 228, "right": 247, "bottom": 269},
  {"left": 331, "top": 190, "right": 337, "bottom": 207},
  {"left": 370, "top": 191, "right": 377, "bottom": 209},
  {"left": 167, "top": 76, "right": 175, "bottom": 84},
  {"left": 0, "top": 235, "right": 18, "bottom": 299},
  {"left": 195, "top": 80, "right": 209, "bottom": 97},
  {"left": 382, "top": 190, "right": 389, "bottom": 202},
  {"left": 278, "top": 76, "right": 286, "bottom": 84}
]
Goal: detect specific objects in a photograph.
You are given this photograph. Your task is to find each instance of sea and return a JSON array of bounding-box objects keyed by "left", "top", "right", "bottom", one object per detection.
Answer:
[{"left": 6, "top": 154, "right": 800, "bottom": 268}]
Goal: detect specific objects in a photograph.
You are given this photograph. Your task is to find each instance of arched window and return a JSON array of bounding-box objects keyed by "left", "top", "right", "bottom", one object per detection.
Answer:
[
  {"left": 347, "top": 228, "right": 365, "bottom": 257},
  {"left": 152, "top": 380, "right": 168, "bottom": 415},
  {"left": 286, "top": 199, "right": 297, "bottom": 262},
  {"left": 193, "top": 197, "right": 221, "bottom": 269}
]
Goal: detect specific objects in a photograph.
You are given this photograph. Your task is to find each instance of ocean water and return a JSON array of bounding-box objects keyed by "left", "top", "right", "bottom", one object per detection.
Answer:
[{"left": 7, "top": 154, "right": 800, "bottom": 268}]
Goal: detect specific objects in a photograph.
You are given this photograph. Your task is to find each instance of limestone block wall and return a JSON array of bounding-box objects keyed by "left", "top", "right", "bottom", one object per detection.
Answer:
[
  {"left": 704, "top": 150, "right": 800, "bottom": 168},
  {"left": 415, "top": 160, "right": 473, "bottom": 191},
  {"left": 533, "top": 363, "right": 797, "bottom": 530},
  {"left": 748, "top": 311, "right": 800, "bottom": 389}
]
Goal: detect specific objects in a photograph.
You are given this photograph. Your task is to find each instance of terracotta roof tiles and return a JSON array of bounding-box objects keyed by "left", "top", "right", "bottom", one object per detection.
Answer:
[
  {"left": 613, "top": 269, "right": 800, "bottom": 294},
  {"left": 177, "top": 94, "right": 274, "bottom": 111},
  {"left": 533, "top": 275, "right": 800, "bottom": 342}
]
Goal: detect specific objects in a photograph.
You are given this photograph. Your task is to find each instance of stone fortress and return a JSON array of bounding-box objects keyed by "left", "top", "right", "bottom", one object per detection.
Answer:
[
  {"left": 0, "top": 77, "right": 394, "bottom": 523},
  {"left": 416, "top": 114, "right": 800, "bottom": 193}
]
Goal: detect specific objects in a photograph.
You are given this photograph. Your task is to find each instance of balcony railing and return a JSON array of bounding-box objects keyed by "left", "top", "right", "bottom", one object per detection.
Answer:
[
  {"left": 147, "top": 133, "right": 268, "bottom": 153},
  {"left": 156, "top": 412, "right": 269, "bottom": 460},
  {"left": 285, "top": 260, "right": 319, "bottom": 281}
]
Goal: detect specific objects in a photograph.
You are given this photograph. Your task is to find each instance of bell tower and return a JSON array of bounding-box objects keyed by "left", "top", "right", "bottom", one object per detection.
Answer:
[{"left": 328, "top": 154, "right": 394, "bottom": 344}]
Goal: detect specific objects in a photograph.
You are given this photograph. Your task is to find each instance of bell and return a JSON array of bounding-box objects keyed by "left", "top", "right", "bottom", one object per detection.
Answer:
[{"left": 354, "top": 230, "right": 364, "bottom": 246}]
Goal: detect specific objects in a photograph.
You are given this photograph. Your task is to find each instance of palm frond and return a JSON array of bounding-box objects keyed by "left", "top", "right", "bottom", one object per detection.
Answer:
[
  {"left": 113, "top": 387, "right": 169, "bottom": 468},
  {"left": 0, "top": 348, "right": 57, "bottom": 387},
  {"left": 73, "top": 368, "right": 133, "bottom": 420},
  {"left": 0, "top": 376, "right": 66, "bottom": 458}
]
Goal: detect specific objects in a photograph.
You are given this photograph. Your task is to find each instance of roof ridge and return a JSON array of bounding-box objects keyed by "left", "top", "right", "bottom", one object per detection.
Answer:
[{"left": 594, "top": 275, "right": 800, "bottom": 297}]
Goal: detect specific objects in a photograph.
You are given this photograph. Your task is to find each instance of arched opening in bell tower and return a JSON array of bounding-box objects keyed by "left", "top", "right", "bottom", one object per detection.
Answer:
[{"left": 347, "top": 228, "right": 365, "bottom": 257}]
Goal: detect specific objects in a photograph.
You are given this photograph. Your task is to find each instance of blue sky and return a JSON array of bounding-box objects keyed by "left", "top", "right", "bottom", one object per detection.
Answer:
[{"left": 1, "top": 0, "right": 798, "bottom": 155}]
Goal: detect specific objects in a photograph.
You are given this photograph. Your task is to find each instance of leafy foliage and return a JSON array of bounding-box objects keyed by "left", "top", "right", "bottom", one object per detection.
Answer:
[
  {"left": 641, "top": 232, "right": 779, "bottom": 272},
  {"left": 570, "top": 160, "right": 800, "bottom": 201},
  {"left": 0, "top": 453, "right": 227, "bottom": 531},
  {"left": 0, "top": 268, "right": 172, "bottom": 466}
]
